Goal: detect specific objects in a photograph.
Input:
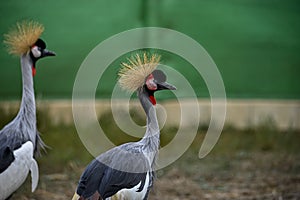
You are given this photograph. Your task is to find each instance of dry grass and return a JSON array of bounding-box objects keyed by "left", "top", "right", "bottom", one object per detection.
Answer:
[
  {"left": 11, "top": 151, "right": 300, "bottom": 200},
  {"left": 2, "top": 109, "right": 299, "bottom": 200}
]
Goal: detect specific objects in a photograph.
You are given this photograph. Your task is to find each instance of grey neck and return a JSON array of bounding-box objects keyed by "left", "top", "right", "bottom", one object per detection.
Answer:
[
  {"left": 138, "top": 87, "right": 160, "bottom": 153},
  {"left": 16, "top": 53, "right": 36, "bottom": 134}
]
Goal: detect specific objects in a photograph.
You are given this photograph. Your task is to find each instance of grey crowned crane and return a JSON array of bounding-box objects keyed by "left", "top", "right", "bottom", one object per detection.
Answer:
[
  {"left": 0, "top": 21, "right": 55, "bottom": 199},
  {"left": 72, "top": 53, "right": 176, "bottom": 200}
]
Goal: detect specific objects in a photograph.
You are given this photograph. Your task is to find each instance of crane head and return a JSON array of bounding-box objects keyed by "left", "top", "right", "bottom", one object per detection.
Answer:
[
  {"left": 118, "top": 52, "right": 160, "bottom": 92},
  {"left": 145, "top": 70, "right": 176, "bottom": 105},
  {"left": 118, "top": 52, "right": 176, "bottom": 105},
  {"left": 4, "top": 20, "right": 56, "bottom": 76},
  {"left": 30, "top": 38, "right": 56, "bottom": 76},
  {"left": 30, "top": 38, "right": 56, "bottom": 59},
  {"left": 146, "top": 70, "right": 176, "bottom": 91}
]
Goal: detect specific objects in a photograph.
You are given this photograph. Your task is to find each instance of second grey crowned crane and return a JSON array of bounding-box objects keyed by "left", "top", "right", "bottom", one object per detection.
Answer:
[
  {"left": 0, "top": 21, "right": 55, "bottom": 199},
  {"left": 72, "top": 53, "right": 176, "bottom": 200}
]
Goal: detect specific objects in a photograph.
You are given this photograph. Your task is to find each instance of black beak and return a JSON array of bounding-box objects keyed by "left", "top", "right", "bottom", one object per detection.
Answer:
[
  {"left": 157, "top": 82, "right": 177, "bottom": 90},
  {"left": 42, "top": 49, "right": 56, "bottom": 57}
]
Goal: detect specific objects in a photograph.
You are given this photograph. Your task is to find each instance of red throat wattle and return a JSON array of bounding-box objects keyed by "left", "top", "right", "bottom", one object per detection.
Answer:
[
  {"left": 149, "top": 95, "right": 156, "bottom": 105},
  {"left": 32, "top": 66, "right": 36, "bottom": 77}
]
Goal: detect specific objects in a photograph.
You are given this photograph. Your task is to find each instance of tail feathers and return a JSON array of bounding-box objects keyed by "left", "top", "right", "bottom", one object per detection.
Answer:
[
  {"left": 35, "top": 130, "right": 48, "bottom": 157},
  {"left": 30, "top": 158, "right": 39, "bottom": 192}
]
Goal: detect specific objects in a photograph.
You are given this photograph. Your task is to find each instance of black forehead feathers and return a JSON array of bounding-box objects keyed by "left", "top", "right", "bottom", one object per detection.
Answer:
[
  {"left": 152, "top": 70, "right": 166, "bottom": 83},
  {"left": 34, "top": 38, "right": 46, "bottom": 49}
]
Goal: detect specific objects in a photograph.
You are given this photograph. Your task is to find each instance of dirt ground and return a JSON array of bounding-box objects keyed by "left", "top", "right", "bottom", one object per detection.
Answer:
[{"left": 10, "top": 151, "right": 300, "bottom": 200}]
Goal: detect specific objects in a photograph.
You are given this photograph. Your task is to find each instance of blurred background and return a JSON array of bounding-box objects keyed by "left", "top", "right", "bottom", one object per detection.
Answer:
[{"left": 0, "top": 0, "right": 299, "bottom": 199}]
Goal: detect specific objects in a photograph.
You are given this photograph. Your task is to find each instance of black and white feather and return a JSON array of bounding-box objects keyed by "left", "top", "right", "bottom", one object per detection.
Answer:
[
  {"left": 72, "top": 53, "right": 176, "bottom": 200},
  {"left": 0, "top": 20, "right": 55, "bottom": 200}
]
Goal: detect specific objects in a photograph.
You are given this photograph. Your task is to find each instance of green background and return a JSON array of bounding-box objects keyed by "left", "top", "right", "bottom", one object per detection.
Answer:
[{"left": 0, "top": 0, "right": 299, "bottom": 100}]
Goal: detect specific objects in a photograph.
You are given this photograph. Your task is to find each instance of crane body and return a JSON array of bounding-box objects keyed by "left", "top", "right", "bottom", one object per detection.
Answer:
[
  {"left": 0, "top": 21, "right": 55, "bottom": 199},
  {"left": 73, "top": 53, "right": 176, "bottom": 200}
]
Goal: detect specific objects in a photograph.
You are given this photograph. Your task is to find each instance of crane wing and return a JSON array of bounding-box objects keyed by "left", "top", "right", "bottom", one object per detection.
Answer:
[
  {"left": 0, "top": 125, "right": 24, "bottom": 173},
  {"left": 0, "top": 120, "right": 44, "bottom": 173},
  {"left": 76, "top": 143, "right": 152, "bottom": 199}
]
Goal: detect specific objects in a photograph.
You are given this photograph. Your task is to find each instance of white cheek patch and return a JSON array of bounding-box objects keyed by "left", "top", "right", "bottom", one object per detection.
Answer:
[
  {"left": 31, "top": 46, "right": 41, "bottom": 58},
  {"left": 146, "top": 75, "right": 157, "bottom": 90}
]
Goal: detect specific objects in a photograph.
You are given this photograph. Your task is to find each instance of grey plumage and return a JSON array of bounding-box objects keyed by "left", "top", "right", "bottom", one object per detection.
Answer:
[
  {"left": 0, "top": 37, "right": 55, "bottom": 199},
  {"left": 0, "top": 54, "right": 43, "bottom": 169},
  {"left": 73, "top": 69, "right": 176, "bottom": 200}
]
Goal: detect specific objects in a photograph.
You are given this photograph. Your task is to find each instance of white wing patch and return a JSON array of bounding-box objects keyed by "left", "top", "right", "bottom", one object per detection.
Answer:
[
  {"left": 0, "top": 141, "right": 39, "bottom": 199},
  {"left": 109, "top": 172, "right": 150, "bottom": 200}
]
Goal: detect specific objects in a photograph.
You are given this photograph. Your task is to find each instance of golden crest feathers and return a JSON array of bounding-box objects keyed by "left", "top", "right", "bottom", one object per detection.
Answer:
[
  {"left": 4, "top": 20, "right": 44, "bottom": 55},
  {"left": 118, "top": 52, "right": 161, "bottom": 92}
]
